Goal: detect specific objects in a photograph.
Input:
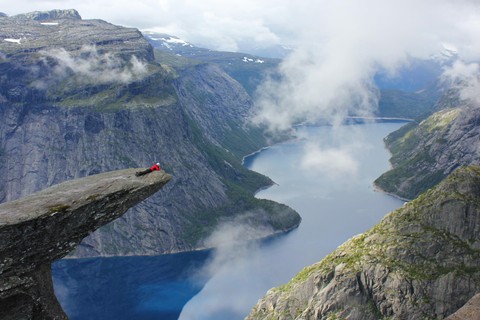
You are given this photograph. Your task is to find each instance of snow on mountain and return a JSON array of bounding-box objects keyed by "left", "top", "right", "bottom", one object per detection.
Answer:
[{"left": 142, "top": 31, "right": 194, "bottom": 51}]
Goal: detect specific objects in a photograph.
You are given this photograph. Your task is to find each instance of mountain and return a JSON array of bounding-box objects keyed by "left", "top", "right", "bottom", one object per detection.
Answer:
[
  {"left": 374, "top": 90, "right": 480, "bottom": 200},
  {"left": 374, "top": 53, "right": 457, "bottom": 119},
  {"left": 0, "top": 10, "right": 300, "bottom": 257},
  {"left": 143, "top": 31, "right": 281, "bottom": 95},
  {"left": 0, "top": 169, "right": 171, "bottom": 320},
  {"left": 143, "top": 31, "right": 291, "bottom": 59},
  {"left": 247, "top": 165, "right": 480, "bottom": 319}
]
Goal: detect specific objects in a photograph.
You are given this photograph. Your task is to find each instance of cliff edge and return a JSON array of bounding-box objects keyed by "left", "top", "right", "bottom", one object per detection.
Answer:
[
  {"left": 0, "top": 168, "right": 171, "bottom": 319},
  {"left": 247, "top": 166, "right": 480, "bottom": 319}
]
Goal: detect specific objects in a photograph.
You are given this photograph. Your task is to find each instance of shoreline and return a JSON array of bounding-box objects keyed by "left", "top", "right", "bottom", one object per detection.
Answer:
[{"left": 372, "top": 183, "right": 411, "bottom": 202}]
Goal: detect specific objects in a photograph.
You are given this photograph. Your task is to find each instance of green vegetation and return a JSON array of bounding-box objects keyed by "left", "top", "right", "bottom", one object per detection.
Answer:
[
  {"left": 421, "top": 108, "right": 461, "bottom": 133},
  {"left": 180, "top": 114, "right": 300, "bottom": 246},
  {"left": 153, "top": 47, "right": 280, "bottom": 95},
  {"left": 272, "top": 167, "right": 480, "bottom": 309},
  {"left": 48, "top": 204, "right": 70, "bottom": 214},
  {"left": 43, "top": 62, "right": 178, "bottom": 111},
  {"left": 375, "top": 108, "right": 462, "bottom": 199},
  {"left": 377, "top": 89, "right": 437, "bottom": 119},
  {"left": 154, "top": 49, "right": 203, "bottom": 71}
]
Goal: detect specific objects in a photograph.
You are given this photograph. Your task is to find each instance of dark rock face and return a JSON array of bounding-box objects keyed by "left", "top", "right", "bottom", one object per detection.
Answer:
[
  {"left": 248, "top": 166, "right": 480, "bottom": 320},
  {"left": 0, "top": 169, "right": 171, "bottom": 320},
  {"left": 0, "top": 10, "right": 300, "bottom": 257}
]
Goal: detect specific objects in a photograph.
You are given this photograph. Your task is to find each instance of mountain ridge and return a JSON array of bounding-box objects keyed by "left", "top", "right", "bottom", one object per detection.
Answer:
[
  {"left": 0, "top": 10, "right": 301, "bottom": 258},
  {"left": 248, "top": 165, "right": 480, "bottom": 319}
]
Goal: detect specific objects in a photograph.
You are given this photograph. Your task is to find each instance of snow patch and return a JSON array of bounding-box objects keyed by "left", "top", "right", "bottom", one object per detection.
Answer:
[
  {"left": 242, "top": 56, "right": 265, "bottom": 63},
  {"left": 161, "top": 37, "right": 192, "bottom": 47},
  {"left": 4, "top": 38, "right": 21, "bottom": 44},
  {"left": 432, "top": 43, "right": 458, "bottom": 63},
  {"left": 40, "top": 22, "right": 59, "bottom": 26}
]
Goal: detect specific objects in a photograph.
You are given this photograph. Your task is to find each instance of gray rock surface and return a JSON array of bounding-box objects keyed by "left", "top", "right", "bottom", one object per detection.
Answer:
[
  {"left": 0, "top": 9, "right": 151, "bottom": 60},
  {"left": 12, "top": 9, "right": 81, "bottom": 21},
  {"left": 0, "top": 10, "right": 300, "bottom": 257},
  {"left": 0, "top": 168, "right": 171, "bottom": 320},
  {"left": 375, "top": 95, "right": 480, "bottom": 200},
  {"left": 445, "top": 293, "right": 480, "bottom": 320},
  {"left": 247, "top": 166, "right": 480, "bottom": 320}
]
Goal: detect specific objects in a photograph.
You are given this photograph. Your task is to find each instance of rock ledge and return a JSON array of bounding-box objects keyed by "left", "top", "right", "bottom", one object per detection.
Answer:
[{"left": 0, "top": 168, "right": 171, "bottom": 319}]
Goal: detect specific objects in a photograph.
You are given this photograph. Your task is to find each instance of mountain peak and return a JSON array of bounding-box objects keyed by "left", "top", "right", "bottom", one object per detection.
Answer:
[{"left": 12, "top": 9, "right": 81, "bottom": 21}]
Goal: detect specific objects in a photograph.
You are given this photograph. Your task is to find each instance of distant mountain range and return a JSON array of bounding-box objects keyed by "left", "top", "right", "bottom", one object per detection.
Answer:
[{"left": 143, "top": 31, "right": 282, "bottom": 95}]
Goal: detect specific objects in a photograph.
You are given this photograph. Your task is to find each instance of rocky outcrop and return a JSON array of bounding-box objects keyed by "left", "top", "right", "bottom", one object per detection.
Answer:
[
  {"left": 0, "top": 169, "right": 171, "bottom": 320},
  {"left": 0, "top": 10, "right": 300, "bottom": 257},
  {"left": 445, "top": 293, "right": 480, "bottom": 320},
  {"left": 0, "top": 9, "right": 152, "bottom": 61},
  {"left": 248, "top": 166, "right": 480, "bottom": 320},
  {"left": 375, "top": 104, "right": 480, "bottom": 200},
  {"left": 12, "top": 9, "right": 82, "bottom": 21}
]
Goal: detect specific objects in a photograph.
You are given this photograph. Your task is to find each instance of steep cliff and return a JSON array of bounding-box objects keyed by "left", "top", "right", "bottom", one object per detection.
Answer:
[
  {"left": 0, "top": 169, "right": 171, "bottom": 320},
  {"left": 375, "top": 100, "right": 480, "bottom": 200},
  {"left": 248, "top": 166, "right": 480, "bottom": 320},
  {"left": 0, "top": 10, "right": 301, "bottom": 257}
]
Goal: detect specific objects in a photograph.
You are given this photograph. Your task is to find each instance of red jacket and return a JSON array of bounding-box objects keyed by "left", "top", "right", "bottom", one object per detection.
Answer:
[{"left": 150, "top": 164, "right": 161, "bottom": 171}]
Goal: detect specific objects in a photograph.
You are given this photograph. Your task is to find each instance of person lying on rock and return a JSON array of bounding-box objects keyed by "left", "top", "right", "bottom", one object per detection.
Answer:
[{"left": 135, "top": 162, "right": 161, "bottom": 176}]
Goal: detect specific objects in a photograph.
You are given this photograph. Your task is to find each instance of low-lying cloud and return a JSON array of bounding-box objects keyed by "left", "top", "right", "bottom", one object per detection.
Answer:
[
  {"left": 442, "top": 61, "right": 480, "bottom": 106},
  {"left": 179, "top": 213, "right": 274, "bottom": 319},
  {"left": 34, "top": 45, "right": 149, "bottom": 88},
  {"left": 251, "top": 0, "right": 480, "bottom": 131},
  {"left": 300, "top": 143, "right": 359, "bottom": 179}
]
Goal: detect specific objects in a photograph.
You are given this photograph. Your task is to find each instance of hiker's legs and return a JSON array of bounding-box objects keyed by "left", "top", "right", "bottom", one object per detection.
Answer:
[{"left": 135, "top": 168, "right": 152, "bottom": 176}]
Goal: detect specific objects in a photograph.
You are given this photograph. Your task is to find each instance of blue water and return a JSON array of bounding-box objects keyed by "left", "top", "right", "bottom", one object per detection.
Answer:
[
  {"left": 52, "top": 251, "right": 210, "bottom": 320},
  {"left": 52, "top": 121, "right": 406, "bottom": 320}
]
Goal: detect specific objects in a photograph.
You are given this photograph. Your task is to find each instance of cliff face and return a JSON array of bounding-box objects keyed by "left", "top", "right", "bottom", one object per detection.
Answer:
[
  {"left": 0, "top": 10, "right": 300, "bottom": 257},
  {"left": 248, "top": 166, "right": 480, "bottom": 320},
  {"left": 375, "top": 104, "right": 480, "bottom": 200},
  {"left": 0, "top": 169, "right": 171, "bottom": 320}
]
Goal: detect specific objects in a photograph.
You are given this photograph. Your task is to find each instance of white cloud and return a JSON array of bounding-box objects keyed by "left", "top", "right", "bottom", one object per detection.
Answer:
[
  {"left": 35, "top": 45, "right": 149, "bottom": 87},
  {"left": 300, "top": 143, "right": 359, "bottom": 179},
  {"left": 442, "top": 61, "right": 480, "bottom": 105},
  {"left": 5, "top": 0, "right": 480, "bottom": 125},
  {"left": 4, "top": 0, "right": 288, "bottom": 52},
  {"left": 252, "top": 0, "right": 480, "bottom": 131},
  {"left": 179, "top": 213, "right": 274, "bottom": 319}
]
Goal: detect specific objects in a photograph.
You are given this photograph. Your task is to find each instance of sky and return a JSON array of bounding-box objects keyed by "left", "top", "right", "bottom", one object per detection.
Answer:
[{"left": 4, "top": 0, "right": 480, "bottom": 129}]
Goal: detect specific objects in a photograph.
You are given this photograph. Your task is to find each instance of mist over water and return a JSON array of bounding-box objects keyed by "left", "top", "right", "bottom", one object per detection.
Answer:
[
  {"left": 52, "top": 121, "right": 405, "bottom": 320},
  {"left": 179, "top": 121, "right": 405, "bottom": 319}
]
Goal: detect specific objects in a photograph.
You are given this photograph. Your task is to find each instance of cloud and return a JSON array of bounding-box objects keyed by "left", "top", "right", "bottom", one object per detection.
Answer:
[
  {"left": 300, "top": 143, "right": 359, "bottom": 179},
  {"left": 180, "top": 213, "right": 274, "bottom": 319},
  {"left": 251, "top": 0, "right": 480, "bottom": 131},
  {"left": 34, "top": 45, "right": 149, "bottom": 87},
  {"left": 441, "top": 60, "right": 480, "bottom": 106},
  {"left": 4, "top": 0, "right": 287, "bottom": 53},
  {"left": 201, "top": 212, "right": 273, "bottom": 251},
  {"left": 7, "top": 1, "right": 480, "bottom": 123}
]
